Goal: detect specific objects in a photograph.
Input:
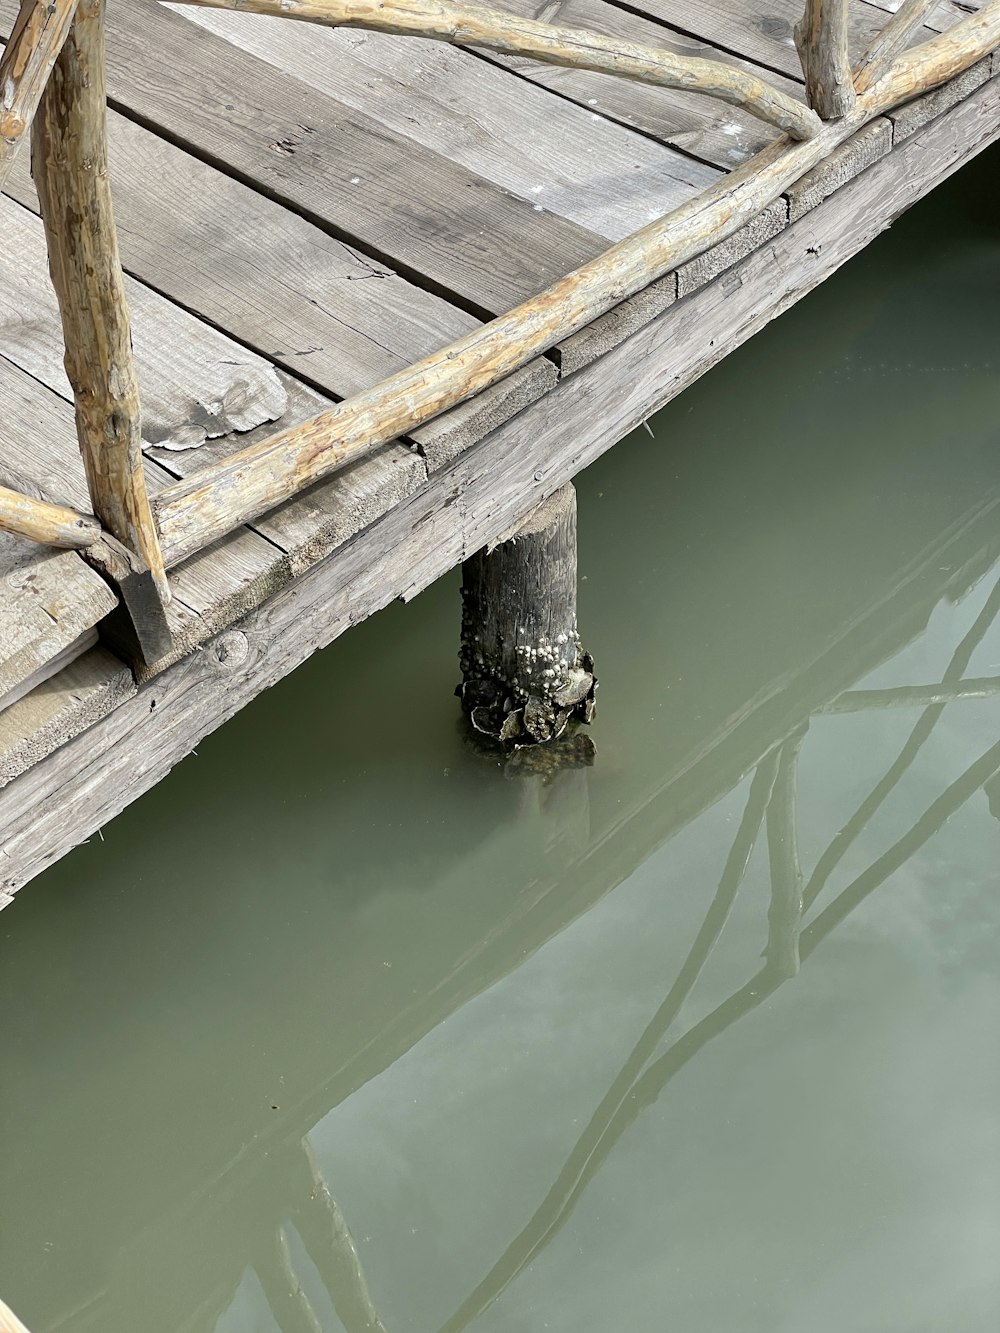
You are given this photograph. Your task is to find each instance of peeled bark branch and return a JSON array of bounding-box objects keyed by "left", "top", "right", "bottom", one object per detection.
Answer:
[
  {"left": 167, "top": 0, "right": 822, "bottom": 141},
  {"left": 854, "top": 0, "right": 935, "bottom": 94},
  {"left": 0, "top": 0, "right": 79, "bottom": 189},
  {"left": 32, "top": 0, "right": 170, "bottom": 603},
  {"left": 795, "top": 0, "right": 856, "bottom": 118},
  {"left": 151, "top": 0, "right": 1000, "bottom": 566},
  {"left": 0, "top": 483, "right": 102, "bottom": 549}
]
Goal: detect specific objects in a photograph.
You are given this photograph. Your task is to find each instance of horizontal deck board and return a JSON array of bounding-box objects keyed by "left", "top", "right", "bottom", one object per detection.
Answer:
[
  {"left": 1, "top": 106, "right": 553, "bottom": 472},
  {"left": 481, "top": 0, "right": 799, "bottom": 168},
  {"left": 75, "top": 0, "right": 607, "bottom": 317},
  {"left": 617, "top": 0, "right": 937, "bottom": 81},
  {"left": 168, "top": 1, "right": 719, "bottom": 241}
]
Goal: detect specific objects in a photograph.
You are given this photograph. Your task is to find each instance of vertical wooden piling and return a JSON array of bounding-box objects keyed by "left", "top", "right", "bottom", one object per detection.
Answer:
[
  {"left": 459, "top": 484, "right": 595, "bottom": 745},
  {"left": 796, "top": 0, "right": 856, "bottom": 119},
  {"left": 31, "top": 0, "right": 169, "bottom": 603}
]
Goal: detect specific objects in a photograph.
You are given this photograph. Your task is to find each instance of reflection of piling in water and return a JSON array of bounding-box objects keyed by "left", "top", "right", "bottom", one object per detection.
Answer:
[{"left": 458, "top": 484, "right": 596, "bottom": 746}]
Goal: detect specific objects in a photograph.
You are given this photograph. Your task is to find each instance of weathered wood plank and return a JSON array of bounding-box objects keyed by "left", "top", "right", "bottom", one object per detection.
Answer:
[
  {"left": 0, "top": 532, "right": 118, "bottom": 711},
  {"left": 676, "top": 198, "right": 787, "bottom": 297},
  {"left": 151, "top": 13, "right": 1000, "bottom": 563},
  {"left": 0, "top": 351, "right": 293, "bottom": 675},
  {"left": 786, "top": 116, "right": 892, "bottom": 219},
  {"left": 888, "top": 49, "right": 995, "bottom": 134},
  {"left": 169, "top": 0, "right": 823, "bottom": 139},
  {"left": 0, "top": 192, "right": 289, "bottom": 450},
  {"left": 0, "top": 190, "right": 432, "bottom": 581},
  {"left": 0, "top": 645, "right": 135, "bottom": 784},
  {"left": 1, "top": 94, "right": 554, "bottom": 472},
  {"left": 472, "top": 0, "right": 799, "bottom": 168},
  {"left": 613, "top": 0, "right": 936, "bottom": 80},
  {"left": 6, "top": 0, "right": 611, "bottom": 316},
  {"left": 3, "top": 72, "right": 996, "bottom": 902},
  {"left": 168, "top": 0, "right": 721, "bottom": 239}
]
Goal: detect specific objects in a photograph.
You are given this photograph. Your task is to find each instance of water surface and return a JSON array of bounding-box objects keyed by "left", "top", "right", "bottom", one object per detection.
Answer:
[{"left": 1, "top": 148, "right": 999, "bottom": 1333}]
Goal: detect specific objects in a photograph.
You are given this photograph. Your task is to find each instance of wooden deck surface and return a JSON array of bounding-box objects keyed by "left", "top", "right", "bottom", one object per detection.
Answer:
[{"left": 0, "top": 0, "right": 998, "bottom": 899}]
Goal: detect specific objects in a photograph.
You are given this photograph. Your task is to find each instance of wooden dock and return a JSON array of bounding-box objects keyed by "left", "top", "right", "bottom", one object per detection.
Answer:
[{"left": 1, "top": 0, "right": 999, "bottom": 903}]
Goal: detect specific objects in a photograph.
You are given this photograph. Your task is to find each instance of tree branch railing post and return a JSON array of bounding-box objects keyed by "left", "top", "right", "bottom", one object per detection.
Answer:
[
  {"left": 30, "top": 0, "right": 171, "bottom": 621},
  {"left": 0, "top": 0, "right": 80, "bottom": 190},
  {"left": 795, "top": 0, "right": 856, "bottom": 118}
]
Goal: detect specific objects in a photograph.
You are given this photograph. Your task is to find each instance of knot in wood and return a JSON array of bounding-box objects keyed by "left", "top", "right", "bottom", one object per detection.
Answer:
[{"left": 212, "top": 629, "right": 249, "bottom": 668}]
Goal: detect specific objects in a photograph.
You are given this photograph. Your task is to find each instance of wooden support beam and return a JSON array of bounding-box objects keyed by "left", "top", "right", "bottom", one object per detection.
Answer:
[
  {"left": 0, "top": 0, "right": 79, "bottom": 188},
  {"left": 854, "top": 0, "right": 936, "bottom": 94},
  {"left": 149, "top": 0, "right": 1000, "bottom": 569},
  {"left": 0, "top": 482, "right": 102, "bottom": 549},
  {"left": 795, "top": 0, "right": 856, "bottom": 118},
  {"left": 31, "top": 0, "right": 170, "bottom": 605},
  {"left": 459, "top": 483, "right": 595, "bottom": 745},
  {"left": 166, "top": 0, "right": 823, "bottom": 141}
]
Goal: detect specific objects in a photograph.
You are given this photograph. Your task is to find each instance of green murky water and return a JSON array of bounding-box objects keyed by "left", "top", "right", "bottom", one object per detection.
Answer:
[{"left": 2, "top": 149, "right": 999, "bottom": 1333}]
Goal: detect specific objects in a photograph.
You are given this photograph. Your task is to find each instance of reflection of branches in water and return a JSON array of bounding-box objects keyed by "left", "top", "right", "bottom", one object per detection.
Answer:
[
  {"left": 256, "top": 1227, "right": 323, "bottom": 1333},
  {"left": 255, "top": 1138, "right": 387, "bottom": 1333},
  {"left": 819, "top": 675, "right": 1000, "bottom": 713},
  {"left": 437, "top": 749, "right": 781, "bottom": 1333},
  {"left": 439, "top": 722, "right": 1000, "bottom": 1333},
  {"left": 803, "top": 573, "right": 1000, "bottom": 912},
  {"left": 765, "top": 730, "right": 805, "bottom": 978}
]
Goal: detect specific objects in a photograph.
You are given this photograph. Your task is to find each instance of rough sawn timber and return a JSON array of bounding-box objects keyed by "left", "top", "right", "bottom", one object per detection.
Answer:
[{"left": 2, "top": 71, "right": 997, "bottom": 904}]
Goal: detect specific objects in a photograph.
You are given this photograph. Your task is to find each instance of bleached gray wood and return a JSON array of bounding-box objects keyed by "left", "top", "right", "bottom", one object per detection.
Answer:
[
  {"left": 888, "top": 50, "right": 994, "bottom": 136},
  {"left": 2, "top": 74, "right": 996, "bottom": 904},
  {"left": 0, "top": 74, "right": 552, "bottom": 465},
  {"left": 77, "top": 0, "right": 608, "bottom": 315},
  {"left": 0, "top": 186, "right": 435, "bottom": 584},
  {"left": 0, "top": 351, "right": 293, "bottom": 674},
  {"left": 0, "top": 193, "right": 288, "bottom": 450},
  {"left": 0, "top": 533, "right": 118, "bottom": 709},
  {"left": 472, "top": 0, "right": 798, "bottom": 169},
  {"left": 786, "top": 116, "right": 893, "bottom": 219},
  {"left": 0, "top": 645, "right": 135, "bottom": 784},
  {"left": 617, "top": 0, "right": 932, "bottom": 81},
  {"left": 676, "top": 199, "right": 787, "bottom": 298},
  {"left": 167, "top": 1, "right": 720, "bottom": 239},
  {"left": 554, "top": 272, "right": 675, "bottom": 377}
]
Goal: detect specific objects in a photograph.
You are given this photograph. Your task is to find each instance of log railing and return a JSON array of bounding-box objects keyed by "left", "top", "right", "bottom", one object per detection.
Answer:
[{"left": 2, "top": 0, "right": 999, "bottom": 656}]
